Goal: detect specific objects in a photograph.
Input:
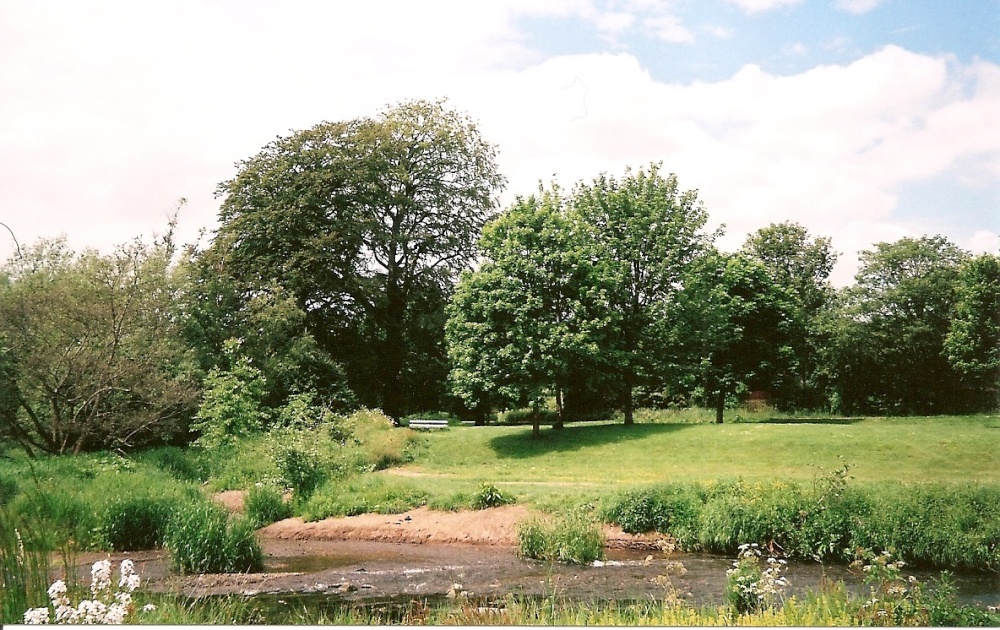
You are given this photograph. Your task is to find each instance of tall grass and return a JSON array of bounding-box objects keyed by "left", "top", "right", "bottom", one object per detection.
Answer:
[
  {"left": 163, "top": 501, "right": 264, "bottom": 574},
  {"left": 517, "top": 508, "right": 605, "bottom": 564},
  {"left": 604, "top": 478, "right": 1000, "bottom": 570},
  {"left": 0, "top": 514, "right": 50, "bottom": 624}
]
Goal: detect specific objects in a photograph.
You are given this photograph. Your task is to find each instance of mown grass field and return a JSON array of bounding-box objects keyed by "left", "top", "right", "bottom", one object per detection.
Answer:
[{"left": 394, "top": 414, "right": 1000, "bottom": 507}]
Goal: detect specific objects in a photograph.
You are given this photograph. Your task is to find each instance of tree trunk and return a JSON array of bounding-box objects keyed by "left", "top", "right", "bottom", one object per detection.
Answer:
[
  {"left": 380, "top": 280, "right": 407, "bottom": 422},
  {"left": 623, "top": 371, "right": 634, "bottom": 426},
  {"left": 554, "top": 387, "right": 564, "bottom": 430},
  {"left": 715, "top": 388, "right": 726, "bottom": 424},
  {"left": 532, "top": 416, "right": 540, "bottom": 438}
]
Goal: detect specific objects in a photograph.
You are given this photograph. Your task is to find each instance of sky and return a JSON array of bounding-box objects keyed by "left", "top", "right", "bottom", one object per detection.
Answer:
[{"left": 0, "top": 0, "right": 998, "bottom": 285}]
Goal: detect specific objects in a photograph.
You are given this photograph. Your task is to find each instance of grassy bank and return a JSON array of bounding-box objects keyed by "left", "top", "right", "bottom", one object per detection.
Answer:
[{"left": 1, "top": 411, "right": 997, "bottom": 574}]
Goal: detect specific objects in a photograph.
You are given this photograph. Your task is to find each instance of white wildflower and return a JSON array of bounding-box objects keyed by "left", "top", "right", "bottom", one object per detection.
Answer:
[
  {"left": 91, "top": 559, "right": 113, "bottom": 596},
  {"left": 104, "top": 602, "right": 127, "bottom": 625},
  {"left": 23, "top": 607, "right": 50, "bottom": 625},
  {"left": 142, "top": 603, "right": 157, "bottom": 612}
]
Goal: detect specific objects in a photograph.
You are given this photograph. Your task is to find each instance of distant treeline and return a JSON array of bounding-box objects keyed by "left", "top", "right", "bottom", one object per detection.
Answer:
[{"left": 1, "top": 100, "right": 997, "bottom": 454}]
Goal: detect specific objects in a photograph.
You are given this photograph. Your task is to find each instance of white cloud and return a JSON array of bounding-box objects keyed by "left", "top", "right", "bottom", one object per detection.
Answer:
[
  {"left": 643, "top": 13, "right": 696, "bottom": 43},
  {"left": 705, "top": 24, "right": 735, "bottom": 39},
  {"left": 968, "top": 230, "right": 1000, "bottom": 254},
  {"left": 835, "top": 0, "right": 886, "bottom": 15},
  {"left": 728, "top": 0, "right": 802, "bottom": 14},
  {"left": 0, "top": 3, "right": 996, "bottom": 287}
]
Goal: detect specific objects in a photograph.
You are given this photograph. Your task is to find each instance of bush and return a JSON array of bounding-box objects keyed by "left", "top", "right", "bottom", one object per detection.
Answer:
[
  {"left": 164, "top": 501, "right": 264, "bottom": 574},
  {"left": 100, "top": 495, "right": 180, "bottom": 551},
  {"left": 516, "top": 508, "right": 605, "bottom": 564},
  {"left": 243, "top": 484, "right": 292, "bottom": 528},
  {"left": 273, "top": 439, "right": 326, "bottom": 500},
  {"left": 471, "top": 483, "right": 515, "bottom": 510}
]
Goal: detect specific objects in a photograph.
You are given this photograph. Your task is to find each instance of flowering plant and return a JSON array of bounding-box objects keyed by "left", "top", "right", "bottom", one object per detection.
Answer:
[
  {"left": 23, "top": 559, "right": 154, "bottom": 625},
  {"left": 724, "top": 543, "right": 789, "bottom": 614}
]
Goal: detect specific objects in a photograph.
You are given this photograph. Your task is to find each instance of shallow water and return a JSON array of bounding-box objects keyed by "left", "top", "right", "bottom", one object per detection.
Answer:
[{"left": 249, "top": 540, "right": 999, "bottom": 611}]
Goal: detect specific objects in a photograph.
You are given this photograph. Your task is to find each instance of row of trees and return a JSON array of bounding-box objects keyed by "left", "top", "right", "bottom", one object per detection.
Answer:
[{"left": 1, "top": 100, "right": 997, "bottom": 453}]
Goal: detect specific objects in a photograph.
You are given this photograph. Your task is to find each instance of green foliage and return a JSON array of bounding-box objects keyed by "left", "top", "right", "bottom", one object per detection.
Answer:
[
  {"left": 571, "top": 163, "right": 715, "bottom": 423},
  {"left": 192, "top": 341, "right": 267, "bottom": 449},
  {"left": 163, "top": 501, "right": 263, "bottom": 574},
  {"left": 605, "top": 477, "right": 1000, "bottom": 571},
  {"left": 497, "top": 408, "right": 560, "bottom": 426},
  {"left": 243, "top": 484, "right": 292, "bottom": 528},
  {"left": 832, "top": 236, "right": 970, "bottom": 415},
  {"left": 945, "top": 253, "right": 1000, "bottom": 409},
  {"left": 132, "top": 446, "right": 209, "bottom": 483},
  {"left": 447, "top": 185, "right": 614, "bottom": 432},
  {"left": 669, "top": 252, "right": 797, "bottom": 422},
  {"left": 0, "top": 514, "right": 51, "bottom": 624},
  {"left": 516, "top": 507, "right": 605, "bottom": 564},
  {"left": 209, "top": 99, "right": 504, "bottom": 419},
  {"left": 470, "top": 483, "right": 515, "bottom": 509},
  {"left": 299, "top": 475, "right": 428, "bottom": 520},
  {"left": 0, "top": 231, "right": 199, "bottom": 455},
  {"left": 99, "top": 494, "right": 181, "bottom": 551},
  {"left": 742, "top": 222, "right": 838, "bottom": 410},
  {"left": 271, "top": 432, "right": 327, "bottom": 499}
]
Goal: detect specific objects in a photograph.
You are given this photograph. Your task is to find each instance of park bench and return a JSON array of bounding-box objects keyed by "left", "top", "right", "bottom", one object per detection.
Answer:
[{"left": 407, "top": 418, "right": 449, "bottom": 430}]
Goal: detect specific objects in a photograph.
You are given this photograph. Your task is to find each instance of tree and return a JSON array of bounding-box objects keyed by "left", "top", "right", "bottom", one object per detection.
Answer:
[
  {"left": 446, "top": 187, "right": 614, "bottom": 436},
  {"left": 0, "top": 234, "right": 199, "bottom": 455},
  {"left": 944, "top": 253, "right": 1000, "bottom": 409},
  {"left": 571, "top": 164, "right": 714, "bottom": 424},
  {"left": 831, "top": 236, "right": 968, "bottom": 414},
  {"left": 741, "top": 222, "right": 837, "bottom": 410},
  {"left": 210, "top": 99, "right": 505, "bottom": 419},
  {"left": 669, "top": 252, "right": 796, "bottom": 423}
]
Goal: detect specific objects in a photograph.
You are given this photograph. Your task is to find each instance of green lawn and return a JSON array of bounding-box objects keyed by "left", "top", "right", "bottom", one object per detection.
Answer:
[{"left": 392, "top": 415, "right": 1000, "bottom": 507}]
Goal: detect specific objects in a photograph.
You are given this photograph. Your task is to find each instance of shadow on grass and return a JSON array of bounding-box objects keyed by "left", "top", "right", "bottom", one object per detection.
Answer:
[
  {"left": 757, "top": 417, "right": 863, "bottom": 425},
  {"left": 487, "top": 422, "right": 694, "bottom": 459}
]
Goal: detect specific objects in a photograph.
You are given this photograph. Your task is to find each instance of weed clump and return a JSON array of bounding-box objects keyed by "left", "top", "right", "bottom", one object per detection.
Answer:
[
  {"left": 100, "top": 495, "right": 181, "bottom": 551},
  {"left": 163, "top": 502, "right": 263, "bottom": 574},
  {"left": 471, "top": 483, "right": 515, "bottom": 509},
  {"left": 243, "top": 484, "right": 292, "bottom": 528},
  {"left": 517, "top": 507, "right": 604, "bottom": 564}
]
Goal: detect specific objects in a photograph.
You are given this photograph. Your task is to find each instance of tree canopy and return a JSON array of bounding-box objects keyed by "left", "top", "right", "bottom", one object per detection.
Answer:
[
  {"left": 572, "top": 163, "right": 714, "bottom": 423},
  {"left": 204, "top": 99, "right": 505, "bottom": 419},
  {"left": 446, "top": 186, "right": 614, "bottom": 435}
]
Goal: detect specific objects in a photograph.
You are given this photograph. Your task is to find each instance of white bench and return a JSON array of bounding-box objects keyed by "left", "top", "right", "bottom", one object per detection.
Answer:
[{"left": 408, "top": 418, "right": 449, "bottom": 430}]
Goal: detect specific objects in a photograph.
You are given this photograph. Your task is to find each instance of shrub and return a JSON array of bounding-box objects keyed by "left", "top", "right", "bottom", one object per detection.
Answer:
[
  {"left": 273, "top": 439, "right": 326, "bottom": 500},
  {"left": 471, "top": 483, "right": 515, "bottom": 510},
  {"left": 191, "top": 346, "right": 268, "bottom": 450},
  {"left": 243, "top": 484, "right": 292, "bottom": 528},
  {"left": 100, "top": 495, "right": 180, "bottom": 551},
  {"left": 164, "top": 501, "right": 263, "bottom": 574},
  {"left": 516, "top": 508, "right": 605, "bottom": 564}
]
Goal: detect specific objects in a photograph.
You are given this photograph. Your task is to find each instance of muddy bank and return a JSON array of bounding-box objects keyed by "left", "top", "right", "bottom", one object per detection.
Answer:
[
  {"left": 66, "top": 503, "right": 999, "bottom": 610},
  {"left": 259, "top": 505, "right": 661, "bottom": 549}
]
